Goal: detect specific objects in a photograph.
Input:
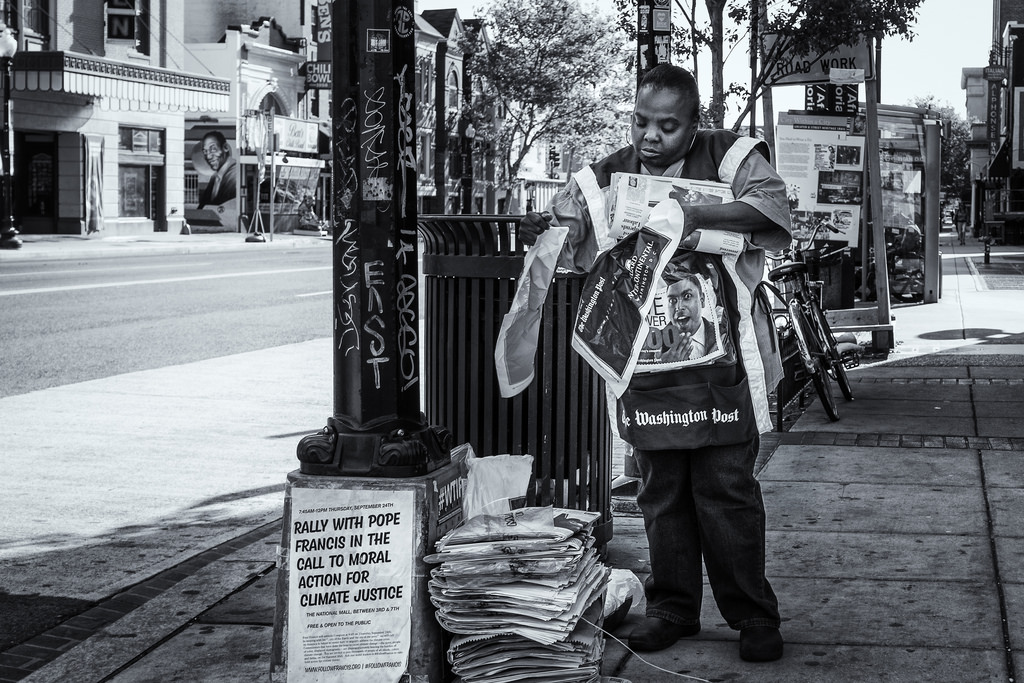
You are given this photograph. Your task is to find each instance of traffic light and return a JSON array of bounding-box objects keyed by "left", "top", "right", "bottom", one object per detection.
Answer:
[{"left": 548, "top": 144, "right": 560, "bottom": 178}]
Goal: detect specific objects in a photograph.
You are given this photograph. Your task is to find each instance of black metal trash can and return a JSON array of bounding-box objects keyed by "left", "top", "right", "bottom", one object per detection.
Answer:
[
  {"left": 808, "top": 249, "right": 854, "bottom": 310},
  {"left": 418, "top": 214, "right": 613, "bottom": 547}
]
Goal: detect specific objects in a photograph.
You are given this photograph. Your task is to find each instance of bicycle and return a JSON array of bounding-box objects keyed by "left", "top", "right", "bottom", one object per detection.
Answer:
[{"left": 759, "top": 220, "right": 857, "bottom": 421}]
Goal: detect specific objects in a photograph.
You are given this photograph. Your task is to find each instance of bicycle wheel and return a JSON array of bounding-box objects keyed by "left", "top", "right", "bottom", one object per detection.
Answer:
[
  {"left": 790, "top": 303, "right": 840, "bottom": 421},
  {"left": 806, "top": 298, "right": 854, "bottom": 401}
]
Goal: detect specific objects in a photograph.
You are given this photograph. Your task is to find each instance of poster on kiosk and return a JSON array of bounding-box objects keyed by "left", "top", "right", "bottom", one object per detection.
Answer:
[{"left": 775, "top": 112, "right": 865, "bottom": 247}]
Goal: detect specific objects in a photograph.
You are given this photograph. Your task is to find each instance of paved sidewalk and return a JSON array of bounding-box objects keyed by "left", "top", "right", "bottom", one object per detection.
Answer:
[
  {"left": 3, "top": 234, "right": 1024, "bottom": 682},
  {"left": 602, "top": 237, "right": 1024, "bottom": 681},
  {"left": 0, "top": 230, "right": 331, "bottom": 262}
]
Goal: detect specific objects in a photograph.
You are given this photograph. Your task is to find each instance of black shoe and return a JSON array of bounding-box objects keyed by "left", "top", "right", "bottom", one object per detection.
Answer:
[
  {"left": 628, "top": 616, "right": 700, "bottom": 652},
  {"left": 739, "top": 625, "right": 784, "bottom": 662}
]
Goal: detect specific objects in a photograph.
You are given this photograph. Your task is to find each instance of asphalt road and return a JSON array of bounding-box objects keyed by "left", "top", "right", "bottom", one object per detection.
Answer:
[
  {"left": 0, "top": 249, "right": 333, "bottom": 398},
  {"left": 0, "top": 245, "right": 339, "bottom": 652}
]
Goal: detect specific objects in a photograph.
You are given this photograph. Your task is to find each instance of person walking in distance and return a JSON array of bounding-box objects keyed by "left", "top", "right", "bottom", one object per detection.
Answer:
[{"left": 518, "top": 64, "right": 792, "bottom": 662}]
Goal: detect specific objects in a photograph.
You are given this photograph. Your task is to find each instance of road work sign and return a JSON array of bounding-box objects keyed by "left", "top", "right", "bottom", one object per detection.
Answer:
[{"left": 764, "top": 35, "right": 874, "bottom": 86}]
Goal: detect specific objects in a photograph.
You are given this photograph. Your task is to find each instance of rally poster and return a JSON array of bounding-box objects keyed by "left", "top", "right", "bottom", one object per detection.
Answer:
[{"left": 287, "top": 487, "right": 415, "bottom": 682}]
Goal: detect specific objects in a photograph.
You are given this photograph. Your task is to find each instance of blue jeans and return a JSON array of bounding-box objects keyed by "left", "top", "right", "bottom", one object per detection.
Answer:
[{"left": 634, "top": 437, "right": 780, "bottom": 630}]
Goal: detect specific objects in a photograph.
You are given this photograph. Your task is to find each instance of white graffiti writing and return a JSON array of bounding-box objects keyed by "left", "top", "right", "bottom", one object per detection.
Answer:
[
  {"left": 335, "top": 219, "right": 360, "bottom": 356},
  {"left": 396, "top": 227, "right": 416, "bottom": 266},
  {"left": 395, "top": 63, "right": 416, "bottom": 218},
  {"left": 363, "top": 260, "right": 389, "bottom": 388},
  {"left": 395, "top": 274, "right": 419, "bottom": 392},
  {"left": 361, "top": 86, "right": 393, "bottom": 205}
]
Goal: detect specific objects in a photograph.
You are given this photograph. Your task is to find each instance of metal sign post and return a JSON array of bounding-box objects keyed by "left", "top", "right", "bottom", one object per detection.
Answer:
[
  {"left": 273, "top": 4, "right": 459, "bottom": 680},
  {"left": 637, "top": 0, "right": 671, "bottom": 85},
  {"left": 297, "top": 0, "right": 451, "bottom": 476}
]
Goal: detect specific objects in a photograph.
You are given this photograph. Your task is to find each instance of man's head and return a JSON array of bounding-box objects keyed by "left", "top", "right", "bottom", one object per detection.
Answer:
[
  {"left": 632, "top": 64, "right": 700, "bottom": 175},
  {"left": 665, "top": 273, "right": 704, "bottom": 335},
  {"left": 201, "top": 132, "right": 230, "bottom": 172}
]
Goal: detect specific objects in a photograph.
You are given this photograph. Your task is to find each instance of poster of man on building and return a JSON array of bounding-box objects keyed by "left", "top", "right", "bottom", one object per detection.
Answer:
[{"left": 185, "top": 125, "right": 240, "bottom": 232}]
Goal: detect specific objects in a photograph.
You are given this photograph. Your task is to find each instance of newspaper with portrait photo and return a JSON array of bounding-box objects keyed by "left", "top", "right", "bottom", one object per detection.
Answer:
[
  {"left": 602, "top": 173, "right": 743, "bottom": 376},
  {"left": 572, "top": 181, "right": 746, "bottom": 397},
  {"left": 635, "top": 251, "right": 737, "bottom": 372},
  {"left": 605, "top": 172, "right": 732, "bottom": 242}
]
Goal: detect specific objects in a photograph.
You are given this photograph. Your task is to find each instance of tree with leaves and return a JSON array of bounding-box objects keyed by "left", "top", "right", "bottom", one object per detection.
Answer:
[
  {"left": 909, "top": 95, "right": 971, "bottom": 205},
  {"left": 459, "top": 0, "right": 631, "bottom": 210},
  {"left": 614, "top": 0, "right": 926, "bottom": 131}
]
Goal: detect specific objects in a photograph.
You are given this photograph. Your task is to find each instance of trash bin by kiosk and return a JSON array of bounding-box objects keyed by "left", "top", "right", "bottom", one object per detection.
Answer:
[
  {"left": 807, "top": 248, "right": 855, "bottom": 310},
  {"left": 418, "top": 214, "right": 613, "bottom": 547}
]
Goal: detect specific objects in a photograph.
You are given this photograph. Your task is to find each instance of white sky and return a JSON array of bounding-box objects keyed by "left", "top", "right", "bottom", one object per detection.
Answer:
[{"left": 416, "top": 0, "right": 992, "bottom": 121}]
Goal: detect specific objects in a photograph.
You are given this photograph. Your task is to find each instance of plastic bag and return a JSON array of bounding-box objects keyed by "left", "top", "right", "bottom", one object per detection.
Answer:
[
  {"left": 603, "top": 568, "right": 643, "bottom": 618},
  {"left": 463, "top": 450, "right": 535, "bottom": 519},
  {"left": 603, "top": 568, "right": 644, "bottom": 631},
  {"left": 495, "top": 226, "right": 570, "bottom": 397}
]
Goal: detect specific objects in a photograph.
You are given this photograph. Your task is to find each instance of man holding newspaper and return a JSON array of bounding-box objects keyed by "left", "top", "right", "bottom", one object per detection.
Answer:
[{"left": 518, "top": 64, "right": 792, "bottom": 662}]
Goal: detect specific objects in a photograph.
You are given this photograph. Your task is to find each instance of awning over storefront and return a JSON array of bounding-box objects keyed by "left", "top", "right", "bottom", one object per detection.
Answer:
[
  {"left": 989, "top": 138, "right": 1011, "bottom": 178},
  {"left": 13, "top": 52, "right": 231, "bottom": 112}
]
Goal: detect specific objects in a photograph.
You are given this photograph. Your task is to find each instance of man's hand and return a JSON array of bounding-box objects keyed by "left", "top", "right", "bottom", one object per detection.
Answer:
[
  {"left": 662, "top": 325, "right": 694, "bottom": 362},
  {"left": 671, "top": 189, "right": 779, "bottom": 236},
  {"left": 518, "top": 211, "right": 552, "bottom": 246}
]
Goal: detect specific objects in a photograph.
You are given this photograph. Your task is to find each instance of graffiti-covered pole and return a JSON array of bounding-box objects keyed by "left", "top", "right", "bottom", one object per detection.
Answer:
[
  {"left": 297, "top": 0, "right": 451, "bottom": 477},
  {"left": 637, "top": 0, "right": 671, "bottom": 87}
]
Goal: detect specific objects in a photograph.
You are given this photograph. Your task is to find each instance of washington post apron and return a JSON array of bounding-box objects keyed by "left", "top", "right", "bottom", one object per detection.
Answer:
[
  {"left": 573, "top": 140, "right": 773, "bottom": 451},
  {"left": 615, "top": 245, "right": 758, "bottom": 450}
]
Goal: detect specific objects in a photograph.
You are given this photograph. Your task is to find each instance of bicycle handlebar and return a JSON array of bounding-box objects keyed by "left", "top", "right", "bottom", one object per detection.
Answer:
[{"left": 783, "top": 219, "right": 843, "bottom": 263}]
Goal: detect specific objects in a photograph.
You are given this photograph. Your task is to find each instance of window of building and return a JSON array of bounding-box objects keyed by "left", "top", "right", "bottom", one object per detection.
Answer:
[
  {"left": 26, "top": 150, "right": 53, "bottom": 216},
  {"left": 119, "top": 166, "right": 149, "bottom": 217},
  {"left": 19, "top": 133, "right": 55, "bottom": 219},
  {"left": 117, "top": 126, "right": 164, "bottom": 219},
  {"left": 417, "top": 131, "right": 432, "bottom": 178},
  {"left": 118, "top": 127, "right": 163, "bottom": 154},
  {"left": 417, "top": 55, "right": 434, "bottom": 105},
  {"left": 21, "top": 0, "right": 49, "bottom": 47},
  {"left": 106, "top": 0, "right": 149, "bottom": 54},
  {"left": 446, "top": 70, "right": 460, "bottom": 111},
  {"left": 184, "top": 172, "right": 199, "bottom": 206}
]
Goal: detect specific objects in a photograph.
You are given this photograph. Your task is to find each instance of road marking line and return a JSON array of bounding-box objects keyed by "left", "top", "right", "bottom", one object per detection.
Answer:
[
  {"left": 0, "top": 262, "right": 217, "bottom": 278},
  {"left": 296, "top": 290, "right": 332, "bottom": 298},
  {"left": 0, "top": 266, "right": 331, "bottom": 297}
]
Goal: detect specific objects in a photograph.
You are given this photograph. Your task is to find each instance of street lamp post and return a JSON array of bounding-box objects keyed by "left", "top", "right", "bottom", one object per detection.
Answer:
[{"left": 0, "top": 25, "right": 19, "bottom": 250}]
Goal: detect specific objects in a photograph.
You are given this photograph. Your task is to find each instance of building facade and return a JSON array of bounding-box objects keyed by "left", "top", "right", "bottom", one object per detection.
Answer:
[
  {"left": 5, "top": 0, "right": 329, "bottom": 237},
  {"left": 6, "top": 0, "right": 231, "bottom": 235},
  {"left": 966, "top": 0, "right": 1024, "bottom": 236},
  {"left": 4, "top": 1, "right": 549, "bottom": 236}
]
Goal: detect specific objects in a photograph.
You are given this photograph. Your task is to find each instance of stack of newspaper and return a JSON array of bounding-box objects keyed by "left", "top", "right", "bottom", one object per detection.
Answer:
[{"left": 425, "top": 507, "right": 609, "bottom": 683}]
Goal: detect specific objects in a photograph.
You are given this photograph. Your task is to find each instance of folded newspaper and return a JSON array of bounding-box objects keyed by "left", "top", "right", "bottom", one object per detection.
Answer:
[
  {"left": 573, "top": 174, "right": 747, "bottom": 396},
  {"left": 606, "top": 172, "right": 735, "bottom": 244},
  {"left": 425, "top": 507, "right": 608, "bottom": 681}
]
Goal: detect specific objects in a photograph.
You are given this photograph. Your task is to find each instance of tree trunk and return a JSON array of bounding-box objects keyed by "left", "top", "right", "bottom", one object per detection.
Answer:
[
  {"left": 706, "top": 0, "right": 726, "bottom": 128},
  {"left": 757, "top": 0, "right": 775, "bottom": 160},
  {"left": 690, "top": 0, "right": 699, "bottom": 82}
]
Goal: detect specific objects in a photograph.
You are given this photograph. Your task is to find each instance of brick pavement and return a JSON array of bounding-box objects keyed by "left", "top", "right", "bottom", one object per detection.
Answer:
[{"left": 0, "top": 523, "right": 280, "bottom": 683}]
